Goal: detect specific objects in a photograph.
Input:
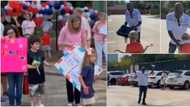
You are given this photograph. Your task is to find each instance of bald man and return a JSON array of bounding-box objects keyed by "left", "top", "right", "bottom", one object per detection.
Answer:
[
  {"left": 166, "top": 2, "right": 190, "bottom": 53},
  {"left": 125, "top": 3, "right": 142, "bottom": 42}
]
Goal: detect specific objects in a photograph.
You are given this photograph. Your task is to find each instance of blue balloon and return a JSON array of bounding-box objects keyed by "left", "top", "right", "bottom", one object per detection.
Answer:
[
  {"left": 60, "top": 9, "right": 65, "bottom": 15},
  {"left": 53, "top": 1, "right": 61, "bottom": 10},
  {"left": 43, "top": 8, "right": 53, "bottom": 15}
]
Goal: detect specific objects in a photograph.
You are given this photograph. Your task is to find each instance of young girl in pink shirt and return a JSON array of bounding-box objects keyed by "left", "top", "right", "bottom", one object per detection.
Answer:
[{"left": 58, "top": 14, "right": 87, "bottom": 106}]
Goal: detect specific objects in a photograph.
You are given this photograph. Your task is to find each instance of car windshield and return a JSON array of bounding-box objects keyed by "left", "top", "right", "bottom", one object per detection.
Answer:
[{"left": 110, "top": 72, "right": 124, "bottom": 75}]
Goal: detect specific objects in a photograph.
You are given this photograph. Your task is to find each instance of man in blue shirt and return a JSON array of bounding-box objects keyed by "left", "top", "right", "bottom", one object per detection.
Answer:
[{"left": 136, "top": 66, "right": 148, "bottom": 105}]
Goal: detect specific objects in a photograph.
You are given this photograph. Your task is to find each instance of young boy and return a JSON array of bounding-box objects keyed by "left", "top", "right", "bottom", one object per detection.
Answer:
[
  {"left": 40, "top": 32, "right": 52, "bottom": 59},
  {"left": 28, "top": 37, "right": 51, "bottom": 106},
  {"left": 80, "top": 48, "right": 96, "bottom": 106},
  {"left": 125, "top": 30, "right": 153, "bottom": 53}
]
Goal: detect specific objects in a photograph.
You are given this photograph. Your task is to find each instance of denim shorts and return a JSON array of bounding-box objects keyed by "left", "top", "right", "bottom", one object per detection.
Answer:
[{"left": 29, "top": 83, "right": 45, "bottom": 97}]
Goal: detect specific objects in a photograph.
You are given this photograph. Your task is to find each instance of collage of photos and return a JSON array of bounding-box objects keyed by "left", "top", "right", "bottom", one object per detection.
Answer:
[{"left": 0, "top": 0, "right": 190, "bottom": 107}]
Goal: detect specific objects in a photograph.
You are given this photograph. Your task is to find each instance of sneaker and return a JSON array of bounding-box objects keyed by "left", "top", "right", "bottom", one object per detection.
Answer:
[
  {"left": 67, "top": 103, "right": 72, "bottom": 106},
  {"left": 138, "top": 100, "right": 141, "bottom": 104},
  {"left": 39, "top": 103, "right": 44, "bottom": 107},
  {"left": 1, "top": 96, "right": 8, "bottom": 102},
  {"left": 142, "top": 102, "right": 147, "bottom": 105}
]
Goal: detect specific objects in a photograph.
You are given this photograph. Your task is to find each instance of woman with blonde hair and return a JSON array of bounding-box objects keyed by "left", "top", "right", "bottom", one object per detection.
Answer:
[{"left": 58, "top": 14, "right": 87, "bottom": 106}]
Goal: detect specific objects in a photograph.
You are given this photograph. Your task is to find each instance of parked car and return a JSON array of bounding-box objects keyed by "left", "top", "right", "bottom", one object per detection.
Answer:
[
  {"left": 117, "top": 74, "right": 129, "bottom": 86},
  {"left": 148, "top": 70, "right": 168, "bottom": 88},
  {"left": 128, "top": 72, "right": 138, "bottom": 86},
  {"left": 166, "top": 70, "right": 190, "bottom": 89},
  {"left": 108, "top": 71, "right": 125, "bottom": 85}
]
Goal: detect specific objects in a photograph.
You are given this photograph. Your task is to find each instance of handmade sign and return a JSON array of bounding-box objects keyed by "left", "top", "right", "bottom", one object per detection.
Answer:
[
  {"left": 1, "top": 37, "right": 28, "bottom": 73},
  {"left": 99, "top": 25, "right": 107, "bottom": 35},
  {"left": 55, "top": 46, "right": 86, "bottom": 91}
]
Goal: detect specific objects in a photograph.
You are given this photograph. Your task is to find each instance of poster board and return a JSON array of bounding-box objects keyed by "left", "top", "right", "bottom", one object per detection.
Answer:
[
  {"left": 55, "top": 46, "right": 86, "bottom": 91},
  {"left": 1, "top": 37, "right": 28, "bottom": 73}
]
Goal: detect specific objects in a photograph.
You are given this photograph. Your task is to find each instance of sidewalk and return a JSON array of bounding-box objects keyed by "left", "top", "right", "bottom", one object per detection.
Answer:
[{"left": 1, "top": 66, "right": 106, "bottom": 106}]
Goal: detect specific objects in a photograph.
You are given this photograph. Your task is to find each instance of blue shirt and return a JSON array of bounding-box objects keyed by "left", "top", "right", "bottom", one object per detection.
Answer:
[
  {"left": 81, "top": 64, "right": 95, "bottom": 98},
  {"left": 136, "top": 70, "right": 148, "bottom": 86}
]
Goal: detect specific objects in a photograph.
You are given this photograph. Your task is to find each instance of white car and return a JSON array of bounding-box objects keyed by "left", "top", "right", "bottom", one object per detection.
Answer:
[
  {"left": 166, "top": 70, "right": 190, "bottom": 89},
  {"left": 108, "top": 71, "right": 125, "bottom": 85},
  {"left": 128, "top": 72, "right": 138, "bottom": 86},
  {"left": 148, "top": 71, "right": 166, "bottom": 88}
]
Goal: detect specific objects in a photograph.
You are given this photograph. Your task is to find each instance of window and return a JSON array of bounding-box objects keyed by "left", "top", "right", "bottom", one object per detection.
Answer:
[
  {"left": 157, "top": 72, "right": 162, "bottom": 76},
  {"left": 184, "top": 72, "right": 190, "bottom": 76}
]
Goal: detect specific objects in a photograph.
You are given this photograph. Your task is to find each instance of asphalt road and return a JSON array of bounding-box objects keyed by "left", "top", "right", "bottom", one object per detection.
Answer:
[
  {"left": 1, "top": 66, "right": 106, "bottom": 106},
  {"left": 107, "top": 86, "right": 190, "bottom": 106},
  {"left": 108, "top": 15, "right": 161, "bottom": 53}
]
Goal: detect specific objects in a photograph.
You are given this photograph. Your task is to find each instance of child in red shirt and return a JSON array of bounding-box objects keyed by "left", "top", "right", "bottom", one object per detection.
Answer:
[
  {"left": 115, "top": 31, "right": 152, "bottom": 53},
  {"left": 126, "top": 31, "right": 153, "bottom": 53},
  {"left": 179, "top": 32, "right": 190, "bottom": 53},
  {"left": 40, "top": 32, "right": 52, "bottom": 59}
]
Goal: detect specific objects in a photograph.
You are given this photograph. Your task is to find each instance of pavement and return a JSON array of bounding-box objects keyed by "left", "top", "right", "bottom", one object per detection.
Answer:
[
  {"left": 108, "top": 15, "right": 161, "bottom": 53},
  {"left": 107, "top": 85, "right": 190, "bottom": 106},
  {"left": 1, "top": 66, "right": 106, "bottom": 106}
]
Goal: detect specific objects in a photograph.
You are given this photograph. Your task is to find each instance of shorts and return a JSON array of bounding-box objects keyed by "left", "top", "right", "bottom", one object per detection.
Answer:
[
  {"left": 82, "top": 96, "right": 96, "bottom": 105},
  {"left": 42, "top": 45, "right": 51, "bottom": 51},
  {"left": 29, "top": 83, "right": 45, "bottom": 97}
]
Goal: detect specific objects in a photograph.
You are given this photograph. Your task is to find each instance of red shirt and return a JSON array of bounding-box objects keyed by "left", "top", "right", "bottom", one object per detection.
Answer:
[
  {"left": 40, "top": 33, "right": 51, "bottom": 45},
  {"left": 34, "top": 17, "right": 44, "bottom": 28},
  {"left": 180, "top": 44, "right": 190, "bottom": 53},
  {"left": 126, "top": 42, "right": 144, "bottom": 53}
]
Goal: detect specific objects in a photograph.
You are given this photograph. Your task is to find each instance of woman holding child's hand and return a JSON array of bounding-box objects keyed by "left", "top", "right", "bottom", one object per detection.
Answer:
[{"left": 58, "top": 14, "right": 88, "bottom": 105}]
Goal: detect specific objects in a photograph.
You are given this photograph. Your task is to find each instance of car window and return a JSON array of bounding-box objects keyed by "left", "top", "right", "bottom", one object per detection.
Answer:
[
  {"left": 157, "top": 72, "right": 162, "bottom": 76},
  {"left": 184, "top": 72, "right": 190, "bottom": 76},
  {"left": 110, "top": 72, "right": 124, "bottom": 75}
]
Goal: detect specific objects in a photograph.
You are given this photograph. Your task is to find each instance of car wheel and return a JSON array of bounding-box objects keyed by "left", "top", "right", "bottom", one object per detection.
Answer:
[
  {"left": 169, "top": 86, "right": 174, "bottom": 89},
  {"left": 157, "top": 80, "right": 161, "bottom": 88},
  {"left": 184, "top": 81, "right": 190, "bottom": 90},
  {"left": 110, "top": 79, "right": 116, "bottom": 85}
]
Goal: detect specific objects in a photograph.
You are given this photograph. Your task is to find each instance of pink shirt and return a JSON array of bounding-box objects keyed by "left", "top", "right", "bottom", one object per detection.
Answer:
[
  {"left": 92, "top": 21, "right": 107, "bottom": 43},
  {"left": 58, "top": 25, "right": 87, "bottom": 51}
]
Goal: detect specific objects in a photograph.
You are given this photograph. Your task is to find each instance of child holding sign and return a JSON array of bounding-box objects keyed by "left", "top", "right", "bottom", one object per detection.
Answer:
[{"left": 28, "top": 37, "right": 52, "bottom": 106}]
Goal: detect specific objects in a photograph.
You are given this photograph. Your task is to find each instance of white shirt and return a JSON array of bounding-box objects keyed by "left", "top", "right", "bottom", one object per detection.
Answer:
[
  {"left": 166, "top": 12, "right": 190, "bottom": 45},
  {"left": 21, "top": 20, "right": 36, "bottom": 36},
  {"left": 136, "top": 70, "right": 148, "bottom": 86},
  {"left": 0, "top": 23, "right": 4, "bottom": 37},
  {"left": 125, "top": 9, "right": 142, "bottom": 32}
]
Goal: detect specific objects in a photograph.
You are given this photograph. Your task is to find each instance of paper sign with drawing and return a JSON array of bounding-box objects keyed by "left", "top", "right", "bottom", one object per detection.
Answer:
[{"left": 55, "top": 46, "right": 86, "bottom": 91}]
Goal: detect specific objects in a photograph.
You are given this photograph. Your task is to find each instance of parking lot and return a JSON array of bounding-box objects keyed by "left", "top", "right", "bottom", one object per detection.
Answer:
[{"left": 107, "top": 86, "right": 190, "bottom": 106}]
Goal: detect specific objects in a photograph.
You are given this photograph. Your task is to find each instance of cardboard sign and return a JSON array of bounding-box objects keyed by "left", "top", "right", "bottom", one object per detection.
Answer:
[
  {"left": 1, "top": 37, "right": 28, "bottom": 73},
  {"left": 99, "top": 25, "right": 107, "bottom": 35},
  {"left": 55, "top": 46, "right": 86, "bottom": 91}
]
